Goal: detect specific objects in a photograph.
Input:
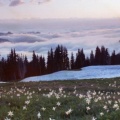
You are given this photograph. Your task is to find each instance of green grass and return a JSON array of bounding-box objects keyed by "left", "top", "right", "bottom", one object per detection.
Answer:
[{"left": 0, "top": 78, "right": 120, "bottom": 120}]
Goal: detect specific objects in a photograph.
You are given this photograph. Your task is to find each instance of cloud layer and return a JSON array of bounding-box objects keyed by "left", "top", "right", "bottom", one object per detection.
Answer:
[
  {"left": 0, "top": 19, "right": 120, "bottom": 59},
  {"left": 9, "top": 0, "right": 24, "bottom": 6},
  {"left": 0, "top": 0, "right": 51, "bottom": 7}
]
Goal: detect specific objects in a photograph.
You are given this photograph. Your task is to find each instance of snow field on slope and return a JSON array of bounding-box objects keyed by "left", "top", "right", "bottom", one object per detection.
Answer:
[{"left": 22, "top": 65, "right": 120, "bottom": 82}]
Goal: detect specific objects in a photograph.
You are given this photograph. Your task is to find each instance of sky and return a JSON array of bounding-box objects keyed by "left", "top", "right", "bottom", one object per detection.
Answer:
[
  {"left": 0, "top": 0, "right": 120, "bottom": 59},
  {"left": 0, "top": 0, "right": 120, "bottom": 19},
  {"left": 0, "top": 18, "right": 120, "bottom": 60}
]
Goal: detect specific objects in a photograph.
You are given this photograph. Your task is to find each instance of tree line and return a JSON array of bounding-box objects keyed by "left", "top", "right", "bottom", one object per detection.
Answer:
[{"left": 0, "top": 45, "right": 120, "bottom": 82}]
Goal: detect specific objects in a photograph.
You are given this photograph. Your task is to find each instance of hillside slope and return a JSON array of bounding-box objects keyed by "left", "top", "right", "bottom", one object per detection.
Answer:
[{"left": 22, "top": 65, "right": 120, "bottom": 82}]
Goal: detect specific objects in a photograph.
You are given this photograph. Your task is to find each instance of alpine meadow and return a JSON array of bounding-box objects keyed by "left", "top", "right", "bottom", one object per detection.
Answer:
[{"left": 0, "top": 0, "right": 120, "bottom": 120}]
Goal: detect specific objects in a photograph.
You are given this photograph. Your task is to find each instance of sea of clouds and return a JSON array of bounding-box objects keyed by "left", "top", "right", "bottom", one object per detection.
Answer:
[{"left": 0, "top": 18, "right": 120, "bottom": 59}]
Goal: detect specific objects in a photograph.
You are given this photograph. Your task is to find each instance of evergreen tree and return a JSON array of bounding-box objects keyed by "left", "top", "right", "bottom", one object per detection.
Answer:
[
  {"left": 6, "top": 49, "right": 19, "bottom": 81},
  {"left": 24, "top": 55, "right": 29, "bottom": 77},
  {"left": 39, "top": 56, "right": 46, "bottom": 75},
  {"left": 95, "top": 46, "right": 101, "bottom": 65},
  {"left": 31, "top": 51, "right": 40, "bottom": 76},
  {"left": 115, "top": 53, "right": 120, "bottom": 65},
  {"left": 54, "top": 45, "right": 60, "bottom": 71},
  {"left": 0, "top": 57, "right": 5, "bottom": 81},
  {"left": 90, "top": 50, "right": 94, "bottom": 65},
  {"left": 80, "top": 49, "right": 85, "bottom": 67},
  {"left": 75, "top": 49, "right": 81, "bottom": 69},
  {"left": 0, "top": 45, "right": 120, "bottom": 82},
  {"left": 63, "top": 47, "right": 69, "bottom": 70},
  {"left": 111, "top": 50, "right": 116, "bottom": 65},
  {"left": 18, "top": 55, "right": 26, "bottom": 79},
  {"left": 85, "top": 57, "right": 90, "bottom": 66},
  {"left": 47, "top": 48, "right": 54, "bottom": 73},
  {"left": 70, "top": 52, "right": 75, "bottom": 70},
  {"left": 75, "top": 49, "right": 85, "bottom": 69},
  {"left": 105, "top": 48, "right": 110, "bottom": 65},
  {"left": 100, "top": 46, "right": 106, "bottom": 65}
]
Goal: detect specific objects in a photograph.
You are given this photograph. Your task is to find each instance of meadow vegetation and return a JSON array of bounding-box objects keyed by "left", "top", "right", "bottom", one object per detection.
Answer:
[{"left": 1, "top": 78, "right": 120, "bottom": 120}]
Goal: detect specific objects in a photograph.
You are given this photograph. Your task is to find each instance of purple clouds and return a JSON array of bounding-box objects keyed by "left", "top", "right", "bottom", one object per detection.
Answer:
[
  {"left": 9, "top": 0, "right": 24, "bottom": 6},
  {"left": 0, "top": 0, "right": 51, "bottom": 7}
]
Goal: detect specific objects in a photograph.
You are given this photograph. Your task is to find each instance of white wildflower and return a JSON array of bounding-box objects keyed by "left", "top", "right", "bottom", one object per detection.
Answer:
[
  {"left": 86, "top": 106, "right": 90, "bottom": 111},
  {"left": 37, "top": 112, "right": 41, "bottom": 119},
  {"left": 23, "top": 106, "right": 27, "bottom": 110},
  {"left": 100, "top": 112, "right": 104, "bottom": 116},
  {"left": 56, "top": 102, "right": 61, "bottom": 106},
  {"left": 52, "top": 107, "right": 56, "bottom": 111},
  {"left": 41, "top": 107, "right": 46, "bottom": 111},
  {"left": 8, "top": 111, "right": 14, "bottom": 117}
]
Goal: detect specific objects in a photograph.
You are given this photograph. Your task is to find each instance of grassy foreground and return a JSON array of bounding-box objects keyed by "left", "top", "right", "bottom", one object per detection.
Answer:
[{"left": 1, "top": 78, "right": 120, "bottom": 120}]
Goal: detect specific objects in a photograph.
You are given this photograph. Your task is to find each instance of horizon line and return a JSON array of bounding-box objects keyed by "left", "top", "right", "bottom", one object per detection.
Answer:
[{"left": 0, "top": 17, "right": 120, "bottom": 21}]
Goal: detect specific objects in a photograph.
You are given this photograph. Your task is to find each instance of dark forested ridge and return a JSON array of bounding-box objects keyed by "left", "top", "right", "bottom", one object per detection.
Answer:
[{"left": 0, "top": 45, "right": 120, "bottom": 82}]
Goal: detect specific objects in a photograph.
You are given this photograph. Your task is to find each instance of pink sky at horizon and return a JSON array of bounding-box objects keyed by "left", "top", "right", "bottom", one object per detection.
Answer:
[{"left": 0, "top": 0, "right": 120, "bottom": 19}]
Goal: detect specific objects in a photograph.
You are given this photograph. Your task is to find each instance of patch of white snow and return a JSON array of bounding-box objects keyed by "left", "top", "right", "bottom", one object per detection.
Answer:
[{"left": 22, "top": 65, "right": 120, "bottom": 82}]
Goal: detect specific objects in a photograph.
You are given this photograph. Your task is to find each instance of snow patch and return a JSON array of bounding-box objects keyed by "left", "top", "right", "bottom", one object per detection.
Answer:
[{"left": 22, "top": 65, "right": 120, "bottom": 82}]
